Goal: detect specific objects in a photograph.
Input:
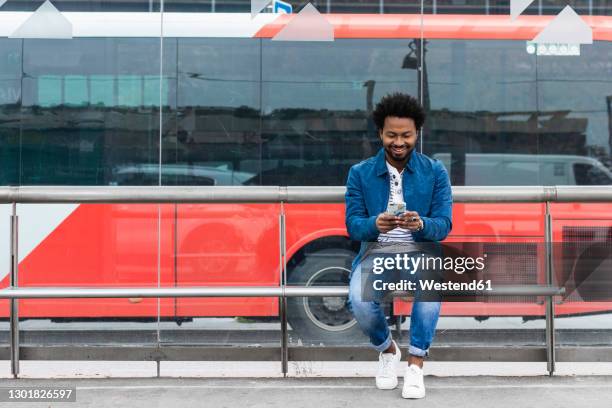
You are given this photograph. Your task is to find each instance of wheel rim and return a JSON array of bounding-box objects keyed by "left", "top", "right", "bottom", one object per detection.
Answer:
[{"left": 302, "top": 265, "right": 357, "bottom": 332}]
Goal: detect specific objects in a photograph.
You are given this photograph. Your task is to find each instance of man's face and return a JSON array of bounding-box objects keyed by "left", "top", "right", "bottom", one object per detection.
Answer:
[{"left": 379, "top": 116, "right": 418, "bottom": 163}]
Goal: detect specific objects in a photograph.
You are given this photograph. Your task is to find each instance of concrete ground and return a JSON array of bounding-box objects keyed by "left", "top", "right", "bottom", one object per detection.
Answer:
[{"left": 0, "top": 376, "right": 611, "bottom": 408}]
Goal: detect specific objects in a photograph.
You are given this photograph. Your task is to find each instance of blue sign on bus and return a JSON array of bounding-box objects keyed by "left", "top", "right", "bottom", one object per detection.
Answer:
[{"left": 273, "top": 0, "right": 292, "bottom": 14}]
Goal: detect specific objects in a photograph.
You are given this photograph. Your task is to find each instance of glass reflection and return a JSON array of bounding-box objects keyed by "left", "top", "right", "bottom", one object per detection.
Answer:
[
  {"left": 2, "top": 31, "right": 609, "bottom": 187},
  {"left": 259, "top": 39, "right": 419, "bottom": 185},
  {"left": 168, "top": 38, "right": 260, "bottom": 184},
  {"left": 537, "top": 42, "right": 612, "bottom": 185},
  {"left": 0, "top": 39, "right": 20, "bottom": 185},
  {"left": 423, "top": 38, "right": 612, "bottom": 186},
  {"left": 1, "top": 37, "right": 171, "bottom": 185}
]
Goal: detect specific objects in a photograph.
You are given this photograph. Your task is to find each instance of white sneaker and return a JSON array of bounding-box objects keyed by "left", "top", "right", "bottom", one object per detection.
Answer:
[
  {"left": 375, "top": 340, "right": 401, "bottom": 390},
  {"left": 402, "top": 363, "right": 426, "bottom": 399}
]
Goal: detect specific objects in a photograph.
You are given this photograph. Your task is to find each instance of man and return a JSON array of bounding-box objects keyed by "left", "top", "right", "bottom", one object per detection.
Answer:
[{"left": 345, "top": 92, "right": 452, "bottom": 399}]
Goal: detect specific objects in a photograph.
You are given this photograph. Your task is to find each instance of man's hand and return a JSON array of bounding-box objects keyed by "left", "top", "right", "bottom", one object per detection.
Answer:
[
  {"left": 397, "top": 211, "right": 423, "bottom": 231},
  {"left": 376, "top": 213, "right": 400, "bottom": 233}
]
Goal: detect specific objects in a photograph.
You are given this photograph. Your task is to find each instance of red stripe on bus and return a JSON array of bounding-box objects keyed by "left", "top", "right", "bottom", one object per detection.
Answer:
[{"left": 254, "top": 14, "right": 612, "bottom": 41}]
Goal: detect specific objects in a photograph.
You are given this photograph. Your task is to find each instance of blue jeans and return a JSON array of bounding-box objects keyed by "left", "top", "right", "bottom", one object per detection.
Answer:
[{"left": 347, "top": 262, "right": 441, "bottom": 356}]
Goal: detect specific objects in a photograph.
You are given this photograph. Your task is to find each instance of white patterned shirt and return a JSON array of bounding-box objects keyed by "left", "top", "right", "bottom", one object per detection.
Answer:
[{"left": 377, "top": 161, "right": 414, "bottom": 243}]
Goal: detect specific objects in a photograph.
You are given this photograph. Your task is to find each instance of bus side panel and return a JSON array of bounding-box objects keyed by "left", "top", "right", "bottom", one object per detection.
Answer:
[
  {"left": 175, "top": 204, "right": 281, "bottom": 317},
  {"left": 284, "top": 203, "right": 348, "bottom": 255},
  {"left": 10, "top": 204, "right": 175, "bottom": 318}
]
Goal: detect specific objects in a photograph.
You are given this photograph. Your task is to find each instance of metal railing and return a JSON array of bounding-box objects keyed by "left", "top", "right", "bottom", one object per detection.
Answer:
[
  {"left": 1, "top": 185, "right": 611, "bottom": 378},
  {"left": 1, "top": 185, "right": 612, "bottom": 203}
]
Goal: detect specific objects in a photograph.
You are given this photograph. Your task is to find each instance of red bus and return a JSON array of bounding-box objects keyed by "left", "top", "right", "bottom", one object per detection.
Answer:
[{"left": 0, "top": 10, "right": 610, "bottom": 343}]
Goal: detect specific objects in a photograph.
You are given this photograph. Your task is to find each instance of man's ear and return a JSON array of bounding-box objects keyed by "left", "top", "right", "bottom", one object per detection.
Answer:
[{"left": 378, "top": 130, "right": 383, "bottom": 141}]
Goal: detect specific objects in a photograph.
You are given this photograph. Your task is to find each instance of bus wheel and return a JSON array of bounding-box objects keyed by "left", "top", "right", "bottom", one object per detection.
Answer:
[{"left": 287, "top": 248, "right": 365, "bottom": 345}]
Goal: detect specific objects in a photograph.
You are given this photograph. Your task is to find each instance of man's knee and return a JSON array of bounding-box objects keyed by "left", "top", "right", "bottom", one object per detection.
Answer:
[
  {"left": 412, "top": 300, "right": 441, "bottom": 320},
  {"left": 347, "top": 277, "right": 361, "bottom": 314},
  {"left": 348, "top": 276, "right": 371, "bottom": 316}
]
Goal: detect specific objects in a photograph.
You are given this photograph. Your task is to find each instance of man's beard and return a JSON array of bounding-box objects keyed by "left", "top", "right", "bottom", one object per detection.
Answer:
[{"left": 386, "top": 145, "right": 411, "bottom": 161}]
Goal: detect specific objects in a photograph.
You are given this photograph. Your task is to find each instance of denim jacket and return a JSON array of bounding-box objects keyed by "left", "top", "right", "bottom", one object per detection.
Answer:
[{"left": 345, "top": 147, "right": 453, "bottom": 272}]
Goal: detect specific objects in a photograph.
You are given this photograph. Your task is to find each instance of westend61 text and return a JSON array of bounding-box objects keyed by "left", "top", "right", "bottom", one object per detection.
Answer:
[{"left": 372, "top": 279, "right": 493, "bottom": 292}]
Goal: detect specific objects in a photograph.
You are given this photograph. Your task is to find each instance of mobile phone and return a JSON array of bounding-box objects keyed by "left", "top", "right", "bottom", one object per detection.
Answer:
[{"left": 386, "top": 202, "right": 406, "bottom": 217}]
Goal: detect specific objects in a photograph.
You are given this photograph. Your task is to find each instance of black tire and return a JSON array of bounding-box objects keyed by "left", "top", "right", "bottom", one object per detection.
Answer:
[{"left": 287, "top": 248, "right": 367, "bottom": 345}]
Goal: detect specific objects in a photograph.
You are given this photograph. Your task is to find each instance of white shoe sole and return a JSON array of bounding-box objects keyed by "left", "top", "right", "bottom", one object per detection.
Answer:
[
  {"left": 402, "top": 388, "right": 425, "bottom": 399},
  {"left": 376, "top": 379, "right": 398, "bottom": 390}
]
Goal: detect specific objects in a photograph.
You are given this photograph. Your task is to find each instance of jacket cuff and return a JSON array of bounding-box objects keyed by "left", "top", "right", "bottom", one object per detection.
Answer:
[
  {"left": 368, "top": 215, "right": 379, "bottom": 240},
  {"left": 416, "top": 216, "right": 431, "bottom": 240}
]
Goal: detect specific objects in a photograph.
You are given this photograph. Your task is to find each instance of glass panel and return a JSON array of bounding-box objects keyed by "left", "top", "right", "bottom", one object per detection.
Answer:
[
  {"left": 397, "top": 236, "right": 547, "bottom": 350},
  {"left": 160, "top": 10, "right": 279, "bottom": 350},
  {"left": 17, "top": 203, "right": 170, "bottom": 346},
  {"left": 422, "top": 6, "right": 610, "bottom": 186},
  {"left": 1, "top": 0, "right": 168, "bottom": 358},
  {"left": 536, "top": 42, "right": 612, "bottom": 185},
  {"left": 423, "top": 38, "right": 539, "bottom": 186},
  {"left": 416, "top": 3, "right": 552, "bottom": 350},
  {"left": 165, "top": 38, "right": 260, "bottom": 184},
  {"left": 285, "top": 203, "right": 548, "bottom": 349},
  {"left": 18, "top": 36, "right": 166, "bottom": 186},
  {"left": 0, "top": 39, "right": 20, "bottom": 185},
  {"left": 285, "top": 207, "right": 363, "bottom": 346},
  {"left": 552, "top": 205, "right": 612, "bottom": 347},
  {"left": 163, "top": 203, "right": 281, "bottom": 347}
]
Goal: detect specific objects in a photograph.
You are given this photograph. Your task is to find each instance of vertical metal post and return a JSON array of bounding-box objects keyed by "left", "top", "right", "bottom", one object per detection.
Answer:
[
  {"left": 10, "top": 202, "right": 19, "bottom": 378},
  {"left": 279, "top": 203, "right": 288, "bottom": 377},
  {"left": 394, "top": 315, "right": 402, "bottom": 342},
  {"left": 544, "top": 201, "right": 555, "bottom": 376}
]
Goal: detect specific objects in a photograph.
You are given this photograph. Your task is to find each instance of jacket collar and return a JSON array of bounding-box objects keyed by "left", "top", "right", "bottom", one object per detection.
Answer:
[{"left": 374, "top": 147, "right": 416, "bottom": 176}]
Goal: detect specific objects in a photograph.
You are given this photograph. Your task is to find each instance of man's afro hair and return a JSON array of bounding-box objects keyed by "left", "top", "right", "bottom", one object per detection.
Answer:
[{"left": 372, "top": 93, "right": 425, "bottom": 131}]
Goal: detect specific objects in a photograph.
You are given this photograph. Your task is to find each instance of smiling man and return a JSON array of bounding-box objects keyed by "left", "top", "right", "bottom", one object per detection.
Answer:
[{"left": 345, "top": 93, "right": 453, "bottom": 399}]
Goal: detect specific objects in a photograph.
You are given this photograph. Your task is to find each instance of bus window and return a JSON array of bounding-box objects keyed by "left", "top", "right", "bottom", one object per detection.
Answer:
[{"left": 574, "top": 163, "right": 612, "bottom": 185}]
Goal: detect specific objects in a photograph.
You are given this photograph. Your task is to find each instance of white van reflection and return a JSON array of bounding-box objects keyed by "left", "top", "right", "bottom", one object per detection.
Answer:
[
  {"left": 433, "top": 153, "right": 612, "bottom": 185},
  {"left": 109, "top": 164, "right": 255, "bottom": 186}
]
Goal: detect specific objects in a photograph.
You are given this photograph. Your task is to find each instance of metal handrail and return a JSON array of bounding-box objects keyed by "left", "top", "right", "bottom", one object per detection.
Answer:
[
  {"left": 0, "top": 284, "right": 565, "bottom": 299},
  {"left": 1, "top": 185, "right": 612, "bottom": 203}
]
